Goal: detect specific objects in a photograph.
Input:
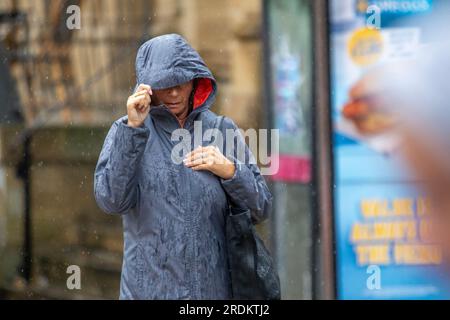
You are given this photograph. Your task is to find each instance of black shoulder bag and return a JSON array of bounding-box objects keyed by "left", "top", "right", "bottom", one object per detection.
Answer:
[{"left": 214, "top": 116, "right": 281, "bottom": 300}]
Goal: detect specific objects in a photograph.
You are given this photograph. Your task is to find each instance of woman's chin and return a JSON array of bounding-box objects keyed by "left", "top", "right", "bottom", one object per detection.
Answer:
[
  {"left": 168, "top": 106, "right": 188, "bottom": 118},
  {"left": 169, "top": 109, "right": 182, "bottom": 117}
]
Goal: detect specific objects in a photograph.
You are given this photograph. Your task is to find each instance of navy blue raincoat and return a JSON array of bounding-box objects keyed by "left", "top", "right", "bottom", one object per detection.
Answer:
[{"left": 94, "top": 34, "right": 272, "bottom": 299}]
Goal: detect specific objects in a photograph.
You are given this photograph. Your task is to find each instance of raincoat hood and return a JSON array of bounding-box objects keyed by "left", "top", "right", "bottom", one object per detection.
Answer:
[{"left": 135, "top": 33, "right": 216, "bottom": 111}]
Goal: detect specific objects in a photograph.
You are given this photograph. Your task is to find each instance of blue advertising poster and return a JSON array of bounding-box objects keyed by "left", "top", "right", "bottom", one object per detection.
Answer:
[{"left": 330, "top": 0, "right": 450, "bottom": 299}]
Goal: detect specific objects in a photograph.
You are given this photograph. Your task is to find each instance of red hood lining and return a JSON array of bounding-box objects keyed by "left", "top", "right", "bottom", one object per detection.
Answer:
[{"left": 193, "top": 78, "right": 213, "bottom": 109}]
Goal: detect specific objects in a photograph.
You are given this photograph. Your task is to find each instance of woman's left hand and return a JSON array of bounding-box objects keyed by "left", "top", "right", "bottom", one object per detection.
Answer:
[{"left": 184, "top": 146, "right": 236, "bottom": 180}]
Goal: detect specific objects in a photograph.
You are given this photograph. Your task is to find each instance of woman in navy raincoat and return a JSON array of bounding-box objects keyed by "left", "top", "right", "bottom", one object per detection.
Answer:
[{"left": 94, "top": 34, "right": 272, "bottom": 299}]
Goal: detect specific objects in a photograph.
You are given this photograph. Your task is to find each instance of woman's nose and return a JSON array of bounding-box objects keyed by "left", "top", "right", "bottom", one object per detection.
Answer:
[{"left": 168, "top": 87, "right": 179, "bottom": 97}]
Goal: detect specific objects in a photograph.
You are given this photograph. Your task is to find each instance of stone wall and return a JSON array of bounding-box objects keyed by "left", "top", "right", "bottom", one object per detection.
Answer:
[
  {"left": 0, "top": 125, "right": 121, "bottom": 299},
  {"left": 1, "top": 0, "right": 265, "bottom": 129}
]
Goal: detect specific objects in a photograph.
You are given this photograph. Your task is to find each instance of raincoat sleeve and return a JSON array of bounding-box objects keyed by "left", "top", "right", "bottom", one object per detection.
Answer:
[
  {"left": 94, "top": 117, "right": 150, "bottom": 214},
  {"left": 220, "top": 117, "right": 273, "bottom": 224}
]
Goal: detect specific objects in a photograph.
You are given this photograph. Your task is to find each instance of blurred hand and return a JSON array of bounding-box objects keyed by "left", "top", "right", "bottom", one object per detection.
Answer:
[
  {"left": 127, "top": 84, "right": 152, "bottom": 128},
  {"left": 184, "top": 146, "right": 236, "bottom": 180}
]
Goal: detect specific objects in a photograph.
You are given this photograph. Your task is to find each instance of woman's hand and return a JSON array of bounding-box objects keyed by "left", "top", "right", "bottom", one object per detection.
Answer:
[
  {"left": 184, "top": 146, "right": 236, "bottom": 180},
  {"left": 127, "top": 84, "right": 152, "bottom": 128}
]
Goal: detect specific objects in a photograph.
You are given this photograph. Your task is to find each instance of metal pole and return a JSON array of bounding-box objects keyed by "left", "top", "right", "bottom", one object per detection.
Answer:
[
  {"left": 16, "top": 133, "right": 32, "bottom": 283},
  {"left": 311, "top": 0, "right": 336, "bottom": 300}
]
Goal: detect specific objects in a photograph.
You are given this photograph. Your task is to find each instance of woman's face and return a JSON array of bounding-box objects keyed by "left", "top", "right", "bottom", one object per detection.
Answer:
[{"left": 152, "top": 80, "right": 194, "bottom": 118}]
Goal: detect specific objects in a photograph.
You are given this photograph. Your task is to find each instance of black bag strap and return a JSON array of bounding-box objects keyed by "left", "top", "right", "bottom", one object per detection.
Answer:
[{"left": 212, "top": 115, "right": 240, "bottom": 212}]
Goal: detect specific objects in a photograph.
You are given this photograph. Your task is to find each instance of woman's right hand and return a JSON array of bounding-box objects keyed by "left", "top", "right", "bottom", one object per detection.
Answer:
[{"left": 127, "top": 84, "right": 152, "bottom": 128}]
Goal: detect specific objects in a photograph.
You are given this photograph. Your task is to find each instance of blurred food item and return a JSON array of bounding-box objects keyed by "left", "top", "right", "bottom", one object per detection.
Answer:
[
  {"left": 340, "top": 64, "right": 403, "bottom": 135},
  {"left": 342, "top": 95, "right": 396, "bottom": 135}
]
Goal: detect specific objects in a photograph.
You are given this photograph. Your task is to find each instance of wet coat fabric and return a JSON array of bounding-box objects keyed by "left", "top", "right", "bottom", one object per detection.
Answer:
[{"left": 94, "top": 34, "right": 272, "bottom": 300}]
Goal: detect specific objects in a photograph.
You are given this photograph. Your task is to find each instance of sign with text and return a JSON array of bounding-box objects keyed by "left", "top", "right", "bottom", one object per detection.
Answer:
[{"left": 330, "top": 0, "right": 450, "bottom": 299}]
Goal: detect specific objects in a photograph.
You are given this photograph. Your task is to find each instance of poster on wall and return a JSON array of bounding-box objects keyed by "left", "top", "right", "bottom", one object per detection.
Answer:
[
  {"left": 330, "top": 0, "right": 450, "bottom": 299},
  {"left": 267, "top": 0, "right": 313, "bottom": 183}
]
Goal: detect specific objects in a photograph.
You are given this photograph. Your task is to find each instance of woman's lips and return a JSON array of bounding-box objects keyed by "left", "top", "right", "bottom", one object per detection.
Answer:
[{"left": 166, "top": 102, "right": 182, "bottom": 108}]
